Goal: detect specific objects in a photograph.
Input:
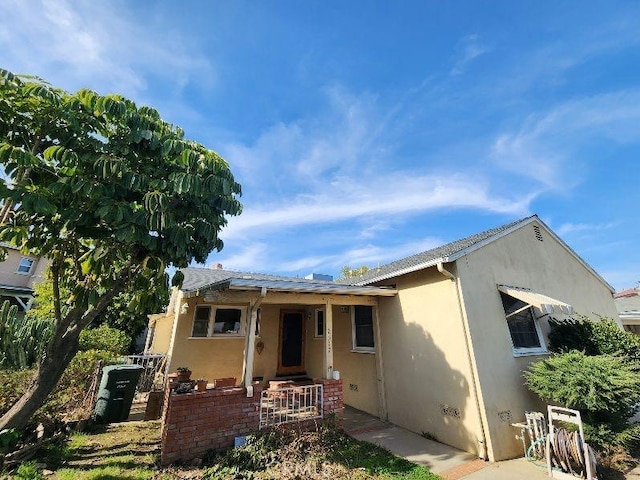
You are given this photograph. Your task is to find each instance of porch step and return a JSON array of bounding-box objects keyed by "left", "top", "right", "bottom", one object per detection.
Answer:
[{"left": 272, "top": 374, "right": 312, "bottom": 383}]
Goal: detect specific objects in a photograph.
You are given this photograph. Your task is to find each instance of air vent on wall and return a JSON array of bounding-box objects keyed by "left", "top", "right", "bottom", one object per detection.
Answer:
[{"left": 533, "top": 225, "right": 543, "bottom": 242}]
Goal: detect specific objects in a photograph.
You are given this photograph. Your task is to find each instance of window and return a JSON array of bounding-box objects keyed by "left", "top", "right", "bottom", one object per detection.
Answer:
[
  {"left": 314, "top": 309, "right": 324, "bottom": 338},
  {"left": 191, "top": 305, "right": 245, "bottom": 337},
  {"left": 500, "top": 292, "right": 546, "bottom": 355},
  {"left": 17, "top": 258, "right": 34, "bottom": 274},
  {"left": 352, "top": 305, "right": 375, "bottom": 351}
]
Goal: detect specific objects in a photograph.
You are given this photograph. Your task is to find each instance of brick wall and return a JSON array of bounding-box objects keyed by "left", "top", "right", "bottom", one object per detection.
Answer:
[
  {"left": 161, "top": 379, "right": 344, "bottom": 465},
  {"left": 161, "top": 385, "right": 263, "bottom": 465},
  {"left": 315, "top": 378, "right": 344, "bottom": 427}
]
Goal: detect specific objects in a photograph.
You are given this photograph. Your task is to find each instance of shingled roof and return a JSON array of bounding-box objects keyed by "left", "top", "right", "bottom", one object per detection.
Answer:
[
  {"left": 339, "top": 215, "right": 539, "bottom": 286},
  {"left": 178, "top": 266, "right": 397, "bottom": 297}
]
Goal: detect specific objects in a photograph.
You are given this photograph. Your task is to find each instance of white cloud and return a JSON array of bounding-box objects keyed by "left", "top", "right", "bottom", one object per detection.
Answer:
[
  {"left": 0, "top": 0, "right": 213, "bottom": 100},
  {"left": 222, "top": 173, "right": 534, "bottom": 242},
  {"left": 555, "top": 221, "right": 618, "bottom": 237},
  {"left": 208, "top": 243, "right": 270, "bottom": 273},
  {"left": 276, "top": 237, "right": 443, "bottom": 274},
  {"left": 221, "top": 85, "right": 389, "bottom": 192},
  {"left": 491, "top": 89, "right": 640, "bottom": 188},
  {"left": 450, "top": 34, "right": 489, "bottom": 76}
]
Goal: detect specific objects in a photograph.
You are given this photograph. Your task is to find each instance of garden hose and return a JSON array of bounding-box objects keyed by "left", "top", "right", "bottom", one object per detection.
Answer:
[{"left": 547, "top": 427, "right": 597, "bottom": 479}]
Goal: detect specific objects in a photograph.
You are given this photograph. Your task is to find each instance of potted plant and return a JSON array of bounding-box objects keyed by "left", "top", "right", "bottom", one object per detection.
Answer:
[
  {"left": 176, "top": 367, "right": 192, "bottom": 382},
  {"left": 196, "top": 378, "right": 208, "bottom": 392}
]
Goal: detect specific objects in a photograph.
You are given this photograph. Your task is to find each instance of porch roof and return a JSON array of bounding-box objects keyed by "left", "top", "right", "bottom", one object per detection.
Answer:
[{"left": 179, "top": 267, "right": 397, "bottom": 298}]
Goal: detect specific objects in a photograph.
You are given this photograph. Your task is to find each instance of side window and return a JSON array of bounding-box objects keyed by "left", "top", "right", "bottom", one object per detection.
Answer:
[
  {"left": 315, "top": 309, "right": 324, "bottom": 338},
  {"left": 500, "top": 292, "right": 545, "bottom": 354},
  {"left": 17, "top": 258, "right": 34, "bottom": 274},
  {"left": 352, "top": 305, "right": 374, "bottom": 351},
  {"left": 192, "top": 306, "right": 211, "bottom": 337},
  {"left": 213, "top": 308, "right": 242, "bottom": 334}
]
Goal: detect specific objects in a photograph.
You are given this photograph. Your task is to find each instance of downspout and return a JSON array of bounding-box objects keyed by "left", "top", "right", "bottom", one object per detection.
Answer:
[{"left": 437, "top": 261, "right": 489, "bottom": 461}]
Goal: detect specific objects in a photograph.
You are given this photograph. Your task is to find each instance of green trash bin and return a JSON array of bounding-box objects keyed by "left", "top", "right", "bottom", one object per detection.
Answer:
[{"left": 94, "top": 364, "right": 144, "bottom": 423}]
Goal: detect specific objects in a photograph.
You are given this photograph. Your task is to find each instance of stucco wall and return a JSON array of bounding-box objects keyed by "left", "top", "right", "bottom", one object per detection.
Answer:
[
  {"left": 163, "top": 295, "right": 379, "bottom": 415},
  {"left": 0, "top": 249, "right": 45, "bottom": 289},
  {"left": 376, "top": 268, "right": 483, "bottom": 456},
  {"left": 149, "top": 315, "right": 173, "bottom": 354},
  {"left": 332, "top": 306, "right": 379, "bottom": 416},
  {"left": 457, "top": 220, "right": 618, "bottom": 461},
  {"left": 166, "top": 297, "right": 246, "bottom": 382}
]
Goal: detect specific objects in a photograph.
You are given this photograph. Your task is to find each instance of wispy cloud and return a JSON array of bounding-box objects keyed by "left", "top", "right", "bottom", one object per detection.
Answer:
[
  {"left": 0, "top": 0, "right": 213, "bottom": 100},
  {"left": 450, "top": 34, "right": 489, "bottom": 76},
  {"left": 555, "top": 221, "right": 618, "bottom": 237},
  {"left": 491, "top": 89, "right": 640, "bottom": 188},
  {"left": 221, "top": 173, "right": 534, "bottom": 242}
]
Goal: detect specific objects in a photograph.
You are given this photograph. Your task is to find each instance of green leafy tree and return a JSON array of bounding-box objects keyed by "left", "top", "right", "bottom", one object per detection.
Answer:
[
  {"left": 340, "top": 265, "right": 370, "bottom": 280},
  {"left": 28, "top": 273, "right": 168, "bottom": 352},
  {"left": 0, "top": 69, "right": 241, "bottom": 431}
]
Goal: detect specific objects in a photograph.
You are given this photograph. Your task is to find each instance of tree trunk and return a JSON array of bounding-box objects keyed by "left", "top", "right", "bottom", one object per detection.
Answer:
[
  {"left": 0, "top": 273, "right": 131, "bottom": 432},
  {"left": 0, "top": 315, "right": 83, "bottom": 431}
]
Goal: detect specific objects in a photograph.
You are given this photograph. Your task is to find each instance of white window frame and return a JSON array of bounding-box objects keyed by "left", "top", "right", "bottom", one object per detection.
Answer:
[
  {"left": 314, "top": 308, "right": 324, "bottom": 338},
  {"left": 16, "top": 257, "right": 34, "bottom": 275},
  {"left": 351, "top": 305, "right": 375, "bottom": 353},
  {"left": 501, "top": 293, "right": 547, "bottom": 357},
  {"left": 190, "top": 305, "right": 246, "bottom": 338}
]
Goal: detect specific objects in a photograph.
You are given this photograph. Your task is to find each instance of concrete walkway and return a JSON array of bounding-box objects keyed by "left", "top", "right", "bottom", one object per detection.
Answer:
[{"left": 343, "top": 406, "right": 549, "bottom": 479}]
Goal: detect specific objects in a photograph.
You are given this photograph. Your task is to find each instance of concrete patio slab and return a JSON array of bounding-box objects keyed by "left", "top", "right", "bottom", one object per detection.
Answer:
[{"left": 343, "top": 406, "right": 549, "bottom": 479}]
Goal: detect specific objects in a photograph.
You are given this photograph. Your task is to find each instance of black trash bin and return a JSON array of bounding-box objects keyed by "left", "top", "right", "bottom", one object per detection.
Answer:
[{"left": 94, "top": 364, "right": 144, "bottom": 423}]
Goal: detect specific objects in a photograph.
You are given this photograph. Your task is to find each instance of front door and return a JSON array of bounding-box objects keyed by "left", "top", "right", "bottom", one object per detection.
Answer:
[{"left": 277, "top": 310, "right": 306, "bottom": 376}]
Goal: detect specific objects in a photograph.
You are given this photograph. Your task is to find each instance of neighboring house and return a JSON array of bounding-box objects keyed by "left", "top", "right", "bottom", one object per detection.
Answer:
[
  {"left": 0, "top": 243, "right": 47, "bottom": 313},
  {"left": 614, "top": 287, "right": 640, "bottom": 333},
  {"left": 147, "top": 215, "right": 618, "bottom": 462}
]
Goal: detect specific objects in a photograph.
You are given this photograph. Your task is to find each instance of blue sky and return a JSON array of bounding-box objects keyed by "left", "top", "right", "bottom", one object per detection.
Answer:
[{"left": 1, "top": 1, "right": 638, "bottom": 290}]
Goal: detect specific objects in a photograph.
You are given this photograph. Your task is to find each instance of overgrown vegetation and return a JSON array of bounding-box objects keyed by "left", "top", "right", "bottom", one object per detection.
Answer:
[
  {"left": 0, "top": 300, "right": 53, "bottom": 370},
  {"left": 204, "top": 422, "right": 440, "bottom": 479},
  {"left": 525, "top": 316, "right": 640, "bottom": 472},
  {"left": 1, "top": 421, "right": 440, "bottom": 479},
  {"left": 78, "top": 324, "right": 129, "bottom": 355}
]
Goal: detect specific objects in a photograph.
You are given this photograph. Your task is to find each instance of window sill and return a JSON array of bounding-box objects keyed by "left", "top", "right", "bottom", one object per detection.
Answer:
[
  {"left": 188, "top": 335, "right": 244, "bottom": 339},
  {"left": 313, "top": 336, "right": 324, "bottom": 340},
  {"left": 512, "top": 348, "right": 548, "bottom": 357},
  {"left": 15, "top": 271, "right": 30, "bottom": 276},
  {"left": 351, "top": 349, "right": 375, "bottom": 354}
]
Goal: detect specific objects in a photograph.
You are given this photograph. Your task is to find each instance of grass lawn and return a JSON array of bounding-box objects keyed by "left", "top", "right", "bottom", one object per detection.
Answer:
[{"left": 3, "top": 420, "right": 441, "bottom": 480}]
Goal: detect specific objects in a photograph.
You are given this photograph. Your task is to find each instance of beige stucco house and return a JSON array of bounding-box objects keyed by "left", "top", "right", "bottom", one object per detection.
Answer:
[
  {"left": 0, "top": 243, "right": 48, "bottom": 312},
  {"left": 615, "top": 287, "right": 640, "bottom": 334},
  {"left": 147, "top": 215, "right": 618, "bottom": 462}
]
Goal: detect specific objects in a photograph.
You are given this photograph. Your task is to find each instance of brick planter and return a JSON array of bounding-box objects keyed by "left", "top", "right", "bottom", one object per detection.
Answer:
[
  {"left": 161, "top": 379, "right": 344, "bottom": 465},
  {"left": 161, "top": 385, "right": 263, "bottom": 465}
]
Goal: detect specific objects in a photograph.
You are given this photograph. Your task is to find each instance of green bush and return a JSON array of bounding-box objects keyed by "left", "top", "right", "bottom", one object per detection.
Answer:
[
  {"left": 0, "top": 369, "right": 35, "bottom": 417},
  {"left": 525, "top": 350, "right": 640, "bottom": 452},
  {"left": 549, "top": 315, "right": 640, "bottom": 361},
  {"left": 38, "top": 349, "right": 121, "bottom": 424},
  {"left": 79, "top": 324, "right": 129, "bottom": 355}
]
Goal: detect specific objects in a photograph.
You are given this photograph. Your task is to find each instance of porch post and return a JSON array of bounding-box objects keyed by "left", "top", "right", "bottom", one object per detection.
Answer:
[
  {"left": 323, "top": 300, "right": 334, "bottom": 379},
  {"left": 373, "top": 303, "right": 388, "bottom": 421},
  {"left": 242, "top": 288, "right": 267, "bottom": 394}
]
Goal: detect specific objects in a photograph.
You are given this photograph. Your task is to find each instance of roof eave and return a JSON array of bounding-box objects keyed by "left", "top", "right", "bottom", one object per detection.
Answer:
[{"left": 358, "top": 217, "right": 540, "bottom": 285}]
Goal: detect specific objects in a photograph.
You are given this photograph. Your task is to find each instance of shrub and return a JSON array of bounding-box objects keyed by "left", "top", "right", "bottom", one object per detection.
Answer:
[
  {"left": 0, "top": 369, "right": 35, "bottom": 417},
  {"left": 549, "top": 315, "right": 640, "bottom": 362},
  {"left": 525, "top": 350, "right": 640, "bottom": 452},
  {"left": 79, "top": 324, "right": 129, "bottom": 355}
]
